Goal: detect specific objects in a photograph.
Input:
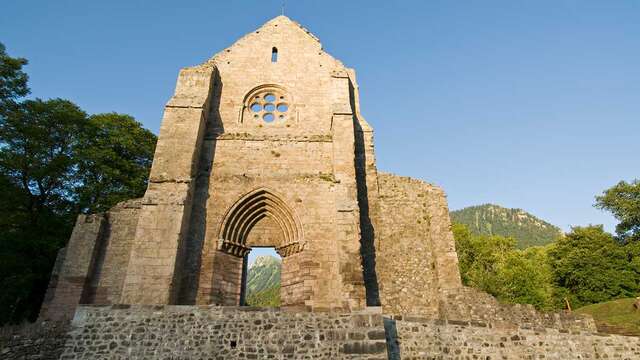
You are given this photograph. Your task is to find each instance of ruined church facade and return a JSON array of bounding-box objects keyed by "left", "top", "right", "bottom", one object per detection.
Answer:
[
  {"left": 39, "top": 16, "right": 462, "bottom": 321},
  {"left": 33, "top": 16, "right": 640, "bottom": 360}
]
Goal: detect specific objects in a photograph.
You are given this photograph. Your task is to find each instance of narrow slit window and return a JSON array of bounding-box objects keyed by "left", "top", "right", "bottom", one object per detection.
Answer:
[{"left": 271, "top": 47, "right": 278, "bottom": 63}]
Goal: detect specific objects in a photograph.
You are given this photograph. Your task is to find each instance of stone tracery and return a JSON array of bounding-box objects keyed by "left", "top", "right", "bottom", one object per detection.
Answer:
[{"left": 243, "top": 85, "right": 291, "bottom": 124}]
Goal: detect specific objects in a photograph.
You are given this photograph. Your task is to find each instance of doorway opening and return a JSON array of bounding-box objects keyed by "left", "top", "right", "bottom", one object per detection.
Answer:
[{"left": 242, "top": 247, "right": 281, "bottom": 306}]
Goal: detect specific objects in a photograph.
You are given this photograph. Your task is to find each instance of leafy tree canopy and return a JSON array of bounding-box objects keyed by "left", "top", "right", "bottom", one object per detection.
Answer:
[
  {"left": 596, "top": 179, "right": 640, "bottom": 243},
  {"left": 0, "top": 99, "right": 87, "bottom": 221},
  {"left": 453, "top": 223, "right": 557, "bottom": 310},
  {"left": 547, "top": 225, "right": 640, "bottom": 308},
  {"left": 498, "top": 247, "right": 557, "bottom": 310},
  {"left": 76, "top": 113, "right": 156, "bottom": 213},
  {"left": 453, "top": 222, "right": 640, "bottom": 311},
  {"left": 0, "top": 42, "right": 29, "bottom": 109},
  {"left": 0, "top": 42, "right": 157, "bottom": 324}
]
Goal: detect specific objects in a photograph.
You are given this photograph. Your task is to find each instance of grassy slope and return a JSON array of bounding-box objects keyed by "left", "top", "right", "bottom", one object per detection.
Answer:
[
  {"left": 575, "top": 298, "right": 640, "bottom": 336},
  {"left": 246, "top": 285, "right": 280, "bottom": 307}
]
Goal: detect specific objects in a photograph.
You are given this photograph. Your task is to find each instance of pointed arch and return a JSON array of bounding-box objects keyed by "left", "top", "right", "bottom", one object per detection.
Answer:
[{"left": 218, "top": 188, "right": 304, "bottom": 257}]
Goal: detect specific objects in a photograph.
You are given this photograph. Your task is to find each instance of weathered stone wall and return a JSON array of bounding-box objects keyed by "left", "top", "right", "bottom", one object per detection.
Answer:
[
  {"left": 59, "top": 305, "right": 388, "bottom": 360},
  {"left": 372, "top": 174, "right": 597, "bottom": 331},
  {"left": 279, "top": 252, "right": 308, "bottom": 308},
  {"left": 439, "top": 286, "right": 597, "bottom": 332},
  {"left": 121, "top": 65, "right": 214, "bottom": 305},
  {"left": 205, "top": 250, "right": 245, "bottom": 306},
  {"left": 375, "top": 173, "right": 462, "bottom": 316},
  {"left": 39, "top": 200, "right": 142, "bottom": 322},
  {"left": 193, "top": 16, "right": 368, "bottom": 311},
  {"left": 38, "top": 214, "right": 105, "bottom": 322},
  {"left": 38, "top": 247, "right": 66, "bottom": 320},
  {"left": 57, "top": 306, "right": 640, "bottom": 359},
  {"left": 82, "top": 200, "right": 141, "bottom": 304},
  {"left": 0, "top": 322, "right": 68, "bottom": 360},
  {"left": 390, "top": 317, "right": 640, "bottom": 359}
]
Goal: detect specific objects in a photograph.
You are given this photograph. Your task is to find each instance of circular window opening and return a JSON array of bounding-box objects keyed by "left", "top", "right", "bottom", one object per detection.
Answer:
[{"left": 245, "top": 88, "right": 291, "bottom": 125}]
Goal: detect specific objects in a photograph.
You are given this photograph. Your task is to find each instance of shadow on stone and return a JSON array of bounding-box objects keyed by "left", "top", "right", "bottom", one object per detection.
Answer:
[
  {"left": 176, "top": 69, "right": 223, "bottom": 304},
  {"left": 351, "top": 79, "right": 381, "bottom": 307},
  {"left": 384, "top": 317, "right": 401, "bottom": 360}
]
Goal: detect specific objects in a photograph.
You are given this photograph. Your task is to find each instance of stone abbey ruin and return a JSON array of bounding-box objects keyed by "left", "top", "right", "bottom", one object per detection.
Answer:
[{"left": 30, "top": 16, "right": 638, "bottom": 359}]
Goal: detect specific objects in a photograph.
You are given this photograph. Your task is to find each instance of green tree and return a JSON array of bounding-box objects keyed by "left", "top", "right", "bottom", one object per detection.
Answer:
[
  {"left": 0, "top": 99, "right": 87, "bottom": 323},
  {"left": 0, "top": 42, "right": 29, "bottom": 110},
  {"left": 453, "top": 223, "right": 558, "bottom": 310},
  {"left": 0, "top": 99, "right": 87, "bottom": 225},
  {"left": 75, "top": 113, "right": 156, "bottom": 213},
  {"left": 0, "top": 102, "right": 157, "bottom": 324},
  {"left": 453, "top": 223, "right": 515, "bottom": 294},
  {"left": 547, "top": 225, "right": 640, "bottom": 308},
  {"left": 596, "top": 180, "right": 640, "bottom": 243},
  {"left": 496, "top": 246, "right": 557, "bottom": 310},
  {"left": 0, "top": 44, "right": 158, "bottom": 323},
  {"left": 451, "top": 224, "right": 474, "bottom": 281}
]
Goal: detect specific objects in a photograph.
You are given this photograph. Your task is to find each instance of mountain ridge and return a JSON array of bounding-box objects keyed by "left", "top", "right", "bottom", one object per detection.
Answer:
[
  {"left": 245, "top": 255, "right": 281, "bottom": 306},
  {"left": 450, "top": 203, "right": 562, "bottom": 248}
]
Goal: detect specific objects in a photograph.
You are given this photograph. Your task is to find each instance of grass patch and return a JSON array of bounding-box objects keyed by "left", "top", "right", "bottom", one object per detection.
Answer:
[
  {"left": 575, "top": 298, "right": 640, "bottom": 336},
  {"left": 246, "top": 285, "right": 280, "bottom": 307}
]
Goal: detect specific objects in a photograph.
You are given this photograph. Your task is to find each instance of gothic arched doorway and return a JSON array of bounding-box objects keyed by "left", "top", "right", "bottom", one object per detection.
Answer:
[{"left": 210, "top": 188, "right": 306, "bottom": 307}]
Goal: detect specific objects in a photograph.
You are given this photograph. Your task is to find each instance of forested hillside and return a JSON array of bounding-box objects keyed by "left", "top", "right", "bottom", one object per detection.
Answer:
[
  {"left": 451, "top": 204, "right": 562, "bottom": 248},
  {"left": 245, "top": 256, "right": 281, "bottom": 306},
  {"left": 453, "top": 180, "right": 640, "bottom": 313}
]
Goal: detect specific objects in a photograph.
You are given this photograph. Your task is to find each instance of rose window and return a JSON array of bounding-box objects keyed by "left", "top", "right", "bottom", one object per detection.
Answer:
[{"left": 247, "top": 89, "right": 289, "bottom": 123}]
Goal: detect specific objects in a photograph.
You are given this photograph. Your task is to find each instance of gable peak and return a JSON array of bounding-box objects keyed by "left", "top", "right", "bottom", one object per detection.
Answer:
[{"left": 258, "top": 15, "right": 320, "bottom": 43}]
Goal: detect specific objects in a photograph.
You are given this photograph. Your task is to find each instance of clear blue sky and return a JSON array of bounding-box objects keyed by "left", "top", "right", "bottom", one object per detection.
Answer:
[{"left": 2, "top": 1, "right": 638, "bottom": 233}]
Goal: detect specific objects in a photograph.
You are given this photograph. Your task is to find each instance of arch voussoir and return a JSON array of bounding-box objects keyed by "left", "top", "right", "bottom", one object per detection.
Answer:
[{"left": 218, "top": 189, "right": 304, "bottom": 257}]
